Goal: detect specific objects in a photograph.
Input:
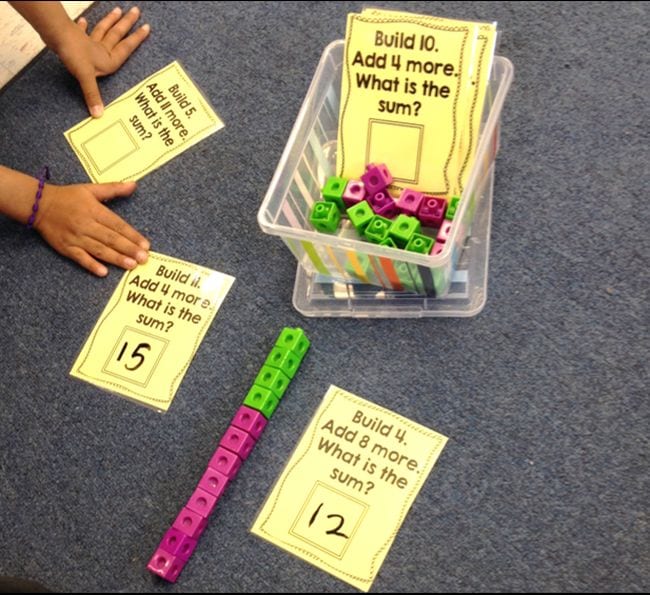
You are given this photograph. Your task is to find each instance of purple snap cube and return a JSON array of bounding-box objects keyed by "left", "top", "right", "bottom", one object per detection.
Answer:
[
  {"left": 208, "top": 446, "right": 242, "bottom": 479},
  {"left": 147, "top": 548, "right": 185, "bottom": 583},
  {"left": 219, "top": 425, "right": 256, "bottom": 460},
  {"left": 437, "top": 220, "right": 453, "bottom": 243},
  {"left": 231, "top": 405, "right": 267, "bottom": 440},
  {"left": 418, "top": 196, "right": 447, "bottom": 227},
  {"left": 342, "top": 180, "right": 366, "bottom": 208},
  {"left": 431, "top": 241, "right": 445, "bottom": 255},
  {"left": 186, "top": 486, "right": 219, "bottom": 518},
  {"left": 361, "top": 163, "right": 393, "bottom": 196},
  {"left": 159, "top": 527, "right": 198, "bottom": 561},
  {"left": 396, "top": 189, "right": 424, "bottom": 216},
  {"left": 198, "top": 466, "right": 230, "bottom": 500},
  {"left": 367, "top": 192, "right": 397, "bottom": 218},
  {"left": 172, "top": 507, "right": 208, "bottom": 540}
]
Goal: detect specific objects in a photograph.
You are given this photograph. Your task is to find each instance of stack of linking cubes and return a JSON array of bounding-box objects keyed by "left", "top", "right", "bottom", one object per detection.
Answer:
[
  {"left": 147, "top": 327, "right": 310, "bottom": 583},
  {"left": 309, "top": 163, "right": 460, "bottom": 256}
]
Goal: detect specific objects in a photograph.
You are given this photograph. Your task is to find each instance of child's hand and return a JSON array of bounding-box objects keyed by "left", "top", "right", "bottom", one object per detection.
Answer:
[
  {"left": 56, "top": 6, "right": 150, "bottom": 117},
  {"left": 34, "top": 181, "right": 150, "bottom": 277}
]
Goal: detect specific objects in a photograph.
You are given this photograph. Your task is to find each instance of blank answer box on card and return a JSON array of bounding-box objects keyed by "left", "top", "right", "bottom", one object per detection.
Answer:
[
  {"left": 365, "top": 119, "right": 424, "bottom": 183},
  {"left": 81, "top": 119, "right": 139, "bottom": 175}
]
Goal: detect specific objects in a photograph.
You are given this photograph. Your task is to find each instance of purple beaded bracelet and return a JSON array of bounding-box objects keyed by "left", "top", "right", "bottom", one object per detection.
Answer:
[{"left": 26, "top": 166, "right": 50, "bottom": 229}]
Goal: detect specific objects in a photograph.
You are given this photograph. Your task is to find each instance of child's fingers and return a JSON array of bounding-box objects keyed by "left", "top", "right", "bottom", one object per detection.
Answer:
[
  {"left": 103, "top": 6, "right": 142, "bottom": 49},
  {"left": 65, "top": 245, "right": 109, "bottom": 277},
  {"left": 109, "top": 24, "right": 150, "bottom": 70},
  {"left": 76, "top": 236, "right": 140, "bottom": 272},
  {"left": 93, "top": 221, "right": 149, "bottom": 264},
  {"left": 89, "top": 183, "right": 150, "bottom": 251},
  {"left": 90, "top": 181, "right": 137, "bottom": 201},
  {"left": 76, "top": 17, "right": 88, "bottom": 33},
  {"left": 90, "top": 6, "right": 123, "bottom": 42},
  {"left": 77, "top": 70, "right": 104, "bottom": 118},
  {"left": 94, "top": 207, "right": 150, "bottom": 255}
]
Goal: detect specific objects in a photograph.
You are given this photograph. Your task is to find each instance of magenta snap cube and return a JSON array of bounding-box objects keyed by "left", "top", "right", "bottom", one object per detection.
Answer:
[
  {"left": 147, "top": 547, "right": 185, "bottom": 583},
  {"left": 437, "top": 220, "right": 453, "bottom": 243},
  {"left": 198, "top": 466, "right": 229, "bottom": 500},
  {"left": 375, "top": 200, "right": 398, "bottom": 218},
  {"left": 342, "top": 179, "right": 366, "bottom": 208},
  {"left": 172, "top": 506, "right": 208, "bottom": 540},
  {"left": 361, "top": 163, "right": 392, "bottom": 195},
  {"left": 186, "top": 486, "right": 219, "bottom": 518},
  {"left": 219, "top": 425, "right": 256, "bottom": 460},
  {"left": 159, "top": 527, "right": 198, "bottom": 561},
  {"left": 231, "top": 405, "right": 267, "bottom": 440},
  {"left": 431, "top": 241, "right": 445, "bottom": 255},
  {"left": 418, "top": 196, "right": 447, "bottom": 227},
  {"left": 208, "top": 446, "right": 242, "bottom": 479},
  {"left": 396, "top": 189, "right": 424, "bottom": 216},
  {"left": 368, "top": 191, "right": 398, "bottom": 218}
]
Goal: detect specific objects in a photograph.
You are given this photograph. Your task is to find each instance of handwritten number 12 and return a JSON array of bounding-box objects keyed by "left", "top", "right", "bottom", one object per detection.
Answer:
[{"left": 308, "top": 502, "right": 348, "bottom": 538}]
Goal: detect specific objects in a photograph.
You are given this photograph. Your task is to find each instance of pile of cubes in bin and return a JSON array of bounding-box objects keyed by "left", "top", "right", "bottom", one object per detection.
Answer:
[{"left": 309, "top": 163, "right": 459, "bottom": 256}]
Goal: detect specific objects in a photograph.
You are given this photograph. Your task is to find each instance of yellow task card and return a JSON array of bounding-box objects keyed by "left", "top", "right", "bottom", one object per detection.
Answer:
[
  {"left": 456, "top": 25, "right": 497, "bottom": 192},
  {"left": 65, "top": 61, "right": 223, "bottom": 182},
  {"left": 252, "top": 385, "right": 448, "bottom": 591},
  {"left": 70, "top": 252, "right": 234, "bottom": 411},
  {"left": 362, "top": 10, "right": 497, "bottom": 194},
  {"left": 337, "top": 11, "right": 495, "bottom": 197}
]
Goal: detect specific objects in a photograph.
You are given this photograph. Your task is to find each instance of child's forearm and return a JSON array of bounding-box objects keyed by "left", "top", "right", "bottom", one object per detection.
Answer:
[
  {"left": 0, "top": 165, "right": 42, "bottom": 225},
  {"left": 8, "top": 1, "right": 75, "bottom": 52}
]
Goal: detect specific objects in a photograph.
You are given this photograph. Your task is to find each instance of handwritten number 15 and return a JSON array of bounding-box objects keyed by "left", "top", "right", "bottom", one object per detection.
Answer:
[{"left": 116, "top": 341, "right": 151, "bottom": 371}]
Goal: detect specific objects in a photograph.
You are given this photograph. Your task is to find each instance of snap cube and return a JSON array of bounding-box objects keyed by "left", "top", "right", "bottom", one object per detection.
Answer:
[
  {"left": 231, "top": 405, "right": 267, "bottom": 439},
  {"left": 321, "top": 176, "right": 347, "bottom": 211},
  {"left": 254, "top": 365, "right": 290, "bottom": 400},
  {"left": 346, "top": 200, "right": 374, "bottom": 233},
  {"left": 147, "top": 548, "right": 185, "bottom": 582},
  {"left": 388, "top": 214, "right": 421, "bottom": 248},
  {"left": 445, "top": 196, "right": 460, "bottom": 220},
  {"left": 172, "top": 507, "right": 208, "bottom": 540},
  {"left": 219, "top": 425, "right": 256, "bottom": 460},
  {"left": 186, "top": 486, "right": 219, "bottom": 518},
  {"left": 379, "top": 237, "right": 398, "bottom": 249},
  {"left": 342, "top": 179, "right": 366, "bottom": 208},
  {"left": 208, "top": 446, "right": 242, "bottom": 479},
  {"left": 364, "top": 215, "right": 392, "bottom": 244},
  {"left": 431, "top": 241, "right": 445, "bottom": 255},
  {"left": 361, "top": 163, "right": 392, "bottom": 196},
  {"left": 437, "top": 220, "right": 453, "bottom": 243},
  {"left": 310, "top": 201, "right": 340, "bottom": 233},
  {"left": 418, "top": 196, "right": 447, "bottom": 227},
  {"left": 396, "top": 189, "right": 424, "bottom": 216},
  {"left": 158, "top": 528, "right": 197, "bottom": 561},
  {"left": 197, "top": 466, "right": 229, "bottom": 500},
  {"left": 275, "top": 327, "right": 310, "bottom": 359},
  {"left": 264, "top": 345, "right": 300, "bottom": 378},
  {"left": 243, "top": 385, "right": 279, "bottom": 419},
  {"left": 368, "top": 191, "right": 398, "bottom": 218},
  {"left": 405, "top": 233, "right": 435, "bottom": 255}
]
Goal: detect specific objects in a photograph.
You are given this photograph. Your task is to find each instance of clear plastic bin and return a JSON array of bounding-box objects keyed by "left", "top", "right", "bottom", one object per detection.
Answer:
[{"left": 258, "top": 40, "right": 513, "bottom": 316}]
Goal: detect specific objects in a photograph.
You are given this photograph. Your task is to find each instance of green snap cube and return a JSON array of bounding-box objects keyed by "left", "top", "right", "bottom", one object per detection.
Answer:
[
  {"left": 310, "top": 201, "right": 340, "bottom": 233},
  {"left": 389, "top": 214, "right": 421, "bottom": 248},
  {"left": 405, "top": 233, "right": 434, "bottom": 254},
  {"left": 243, "top": 385, "right": 279, "bottom": 419},
  {"left": 321, "top": 176, "right": 347, "bottom": 211},
  {"left": 264, "top": 346, "right": 300, "bottom": 379},
  {"left": 275, "top": 327, "right": 310, "bottom": 359}
]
